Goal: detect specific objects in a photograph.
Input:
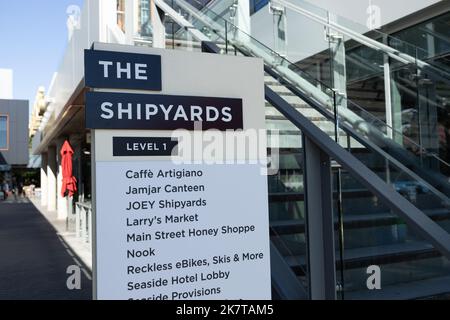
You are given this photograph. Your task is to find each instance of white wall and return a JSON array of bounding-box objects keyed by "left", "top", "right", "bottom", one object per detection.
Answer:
[
  {"left": 0, "top": 69, "right": 13, "bottom": 99},
  {"left": 304, "top": 0, "right": 441, "bottom": 28},
  {"left": 250, "top": 0, "right": 442, "bottom": 62},
  {"left": 46, "top": 0, "right": 120, "bottom": 121}
]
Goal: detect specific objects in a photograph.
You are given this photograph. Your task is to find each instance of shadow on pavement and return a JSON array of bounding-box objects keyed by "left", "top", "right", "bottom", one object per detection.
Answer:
[{"left": 0, "top": 201, "right": 92, "bottom": 300}]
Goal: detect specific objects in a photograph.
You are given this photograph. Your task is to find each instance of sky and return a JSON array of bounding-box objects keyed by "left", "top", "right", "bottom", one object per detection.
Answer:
[{"left": 0, "top": 0, "right": 83, "bottom": 113}]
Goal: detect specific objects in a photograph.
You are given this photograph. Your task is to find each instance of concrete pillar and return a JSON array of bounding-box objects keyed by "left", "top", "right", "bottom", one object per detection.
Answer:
[
  {"left": 47, "top": 146, "right": 57, "bottom": 212},
  {"left": 40, "top": 153, "right": 48, "bottom": 206},
  {"left": 57, "top": 140, "right": 69, "bottom": 221}
]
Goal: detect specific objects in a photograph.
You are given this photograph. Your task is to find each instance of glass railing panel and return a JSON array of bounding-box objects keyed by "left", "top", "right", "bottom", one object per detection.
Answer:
[
  {"left": 169, "top": 24, "right": 203, "bottom": 52},
  {"left": 396, "top": 59, "right": 449, "bottom": 170},
  {"left": 282, "top": 3, "right": 330, "bottom": 70},
  {"left": 336, "top": 117, "right": 450, "bottom": 233},
  {"left": 166, "top": 0, "right": 226, "bottom": 43},
  {"left": 343, "top": 34, "right": 387, "bottom": 132},
  {"left": 338, "top": 96, "right": 450, "bottom": 197}
]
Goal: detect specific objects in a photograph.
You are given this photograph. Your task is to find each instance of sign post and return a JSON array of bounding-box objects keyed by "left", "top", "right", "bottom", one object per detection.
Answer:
[{"left": 86, "top": 43, "right": 271, "bottom": 300}]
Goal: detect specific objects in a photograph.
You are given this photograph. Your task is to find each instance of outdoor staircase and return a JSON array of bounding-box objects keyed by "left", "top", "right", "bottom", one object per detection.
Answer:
[
  {"left": 268, "top": 147, "right": 450, "bottom": 299},
  {"left": 179, "top": 39, "right": 450, "bottom": 300}
]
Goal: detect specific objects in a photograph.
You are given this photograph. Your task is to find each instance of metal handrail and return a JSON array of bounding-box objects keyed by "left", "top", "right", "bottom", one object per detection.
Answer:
[
  {"left": 75, "top": 201, "right": 92, "bottom": 210},
  {"left": 75, "top": 201, "right": 92, "bottom": 244}
]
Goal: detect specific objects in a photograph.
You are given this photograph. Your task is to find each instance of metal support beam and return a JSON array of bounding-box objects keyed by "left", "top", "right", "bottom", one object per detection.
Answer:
[
  {"left": 270, "top": 242, "right": 308, "bottom": 299},
  {"left": 303, "top": 136, "right": 336, "bottom": 300},
  {"left": 151, "top": 0, "right": 166, "bottom": 48},
  {"left": 383, "top": 52, "right": 394, "bottom": 139}
]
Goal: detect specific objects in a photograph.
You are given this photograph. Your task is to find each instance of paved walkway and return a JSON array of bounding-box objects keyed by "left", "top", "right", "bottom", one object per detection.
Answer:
[
  {"left": 29, "top": 197, "right": 92, "bottom": 270},
  {"left": 0, "top": 198, "right": 92, "bottom": 299}
]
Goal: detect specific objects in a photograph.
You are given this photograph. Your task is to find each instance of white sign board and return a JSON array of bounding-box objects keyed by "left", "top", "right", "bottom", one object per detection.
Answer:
[{"left": 89, "top": 43, "right": 271, "bottom": 300}]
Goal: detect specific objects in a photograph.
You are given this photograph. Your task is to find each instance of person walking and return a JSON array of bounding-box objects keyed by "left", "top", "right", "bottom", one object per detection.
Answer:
[
  {"left": 2, "top": 181, "right": 9, "bottom": 200},
  {"left": 18, "top": 181, "right": 23, "bottom": 198}
]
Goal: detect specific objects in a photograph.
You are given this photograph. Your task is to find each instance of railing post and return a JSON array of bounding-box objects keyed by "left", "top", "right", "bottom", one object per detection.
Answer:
[
  {"left": 328, "top": 13, "right": 347, "bottom": 110},
  {"left": 81, "top": 206, "right": 87, "bottom": 243},
  {"left": 88, "top": 208, "right": 92, "bottom": 245},
  {"left": 303, "top": 135, "right": 336, "bottom": 300},
  {"left": 75, "top": 203, "right": 81, "bottom": 238}
]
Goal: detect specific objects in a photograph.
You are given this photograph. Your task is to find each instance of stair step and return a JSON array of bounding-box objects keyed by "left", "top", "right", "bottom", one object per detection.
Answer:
[
  {"left": 284, "top": 241, "right": 440, "bottom": 271},
  {"left": 266, "top": 84, "right": 294, "bottom": 94},
  {"left": 273, "top": 94, "right": 305, "bottom": 105},
  {"left": 266, "top": 114, "right": 326, "bottom": 122},
  {"left": 265, "top": 102, "right": 310, "bottom": 109},
  {"left": 265, "top": 108, "right": 325, "bottom": 120},
  {"left": 269, "top": 208, "right": 450, "bottom": 235},
  {"left": 345, "top": 275, "right": 450, "bottom": 300}
]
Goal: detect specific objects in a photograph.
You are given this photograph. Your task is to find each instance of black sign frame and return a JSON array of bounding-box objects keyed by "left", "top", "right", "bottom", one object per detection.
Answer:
[
  {"left": 84, "top": 49, "right": 162, "bottom": 91},
  {"left": 112, "top": 137, "right": 178, "bottom": 156},
  {"left": 85, "top": 91, "right": 243, "bottom": 131}
]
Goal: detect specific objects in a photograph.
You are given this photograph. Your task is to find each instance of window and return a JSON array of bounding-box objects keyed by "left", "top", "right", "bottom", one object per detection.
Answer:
[
  {"left": 0, "top": 115, "right": 8, "bottom": 150},
  {"left": 250, "top": 0, "right": 269, "bottom": 15},
  {"left": 117, "top": 0, "right": 125, "bottom": 33},
  {"left": 139, "top": 0, "right": 151, "bottom": 37}
]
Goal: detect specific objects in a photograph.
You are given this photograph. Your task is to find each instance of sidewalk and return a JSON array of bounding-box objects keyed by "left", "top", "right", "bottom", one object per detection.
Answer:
[
  {"left": 0, "top": 197, "right": 92, "bottom": 299},
  {"left": 28, "top": 197, "right": 93, "bottom": 271}
]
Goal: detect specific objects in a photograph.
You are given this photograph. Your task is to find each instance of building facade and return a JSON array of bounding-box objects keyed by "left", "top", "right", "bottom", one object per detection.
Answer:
[
  {"left": 0, "top": 98, "right": 29, "bottom": 190},
  {"left": 31, "top": 0, "right": 450, "bottom": 299}
]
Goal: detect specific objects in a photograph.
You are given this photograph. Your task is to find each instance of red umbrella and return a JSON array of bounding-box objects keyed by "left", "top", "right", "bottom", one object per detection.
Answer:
[{"left": 60, "top": 140, "right": 77, "bottom": 197}]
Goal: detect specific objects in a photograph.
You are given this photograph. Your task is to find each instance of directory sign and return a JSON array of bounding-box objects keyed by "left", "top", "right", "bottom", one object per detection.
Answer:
[{"left": 87, "top": 43, "right": 270, "bottom": 300}]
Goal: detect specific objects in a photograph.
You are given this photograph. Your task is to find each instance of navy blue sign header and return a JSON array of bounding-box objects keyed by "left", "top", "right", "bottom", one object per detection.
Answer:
[
  {"left": 84, "top": 49, "right": 162, "bottom": 91},
  {"left": 85, "top": 91, "right": 243, "bottom": 131},
  {"left": 113, "top": 137, "right": 178, "bottom": 157}
]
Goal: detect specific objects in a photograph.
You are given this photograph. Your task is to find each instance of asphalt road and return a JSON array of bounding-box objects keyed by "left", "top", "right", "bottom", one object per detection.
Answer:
[{"left": 0, "top": 200, "right": 92, "bottom": 300}]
